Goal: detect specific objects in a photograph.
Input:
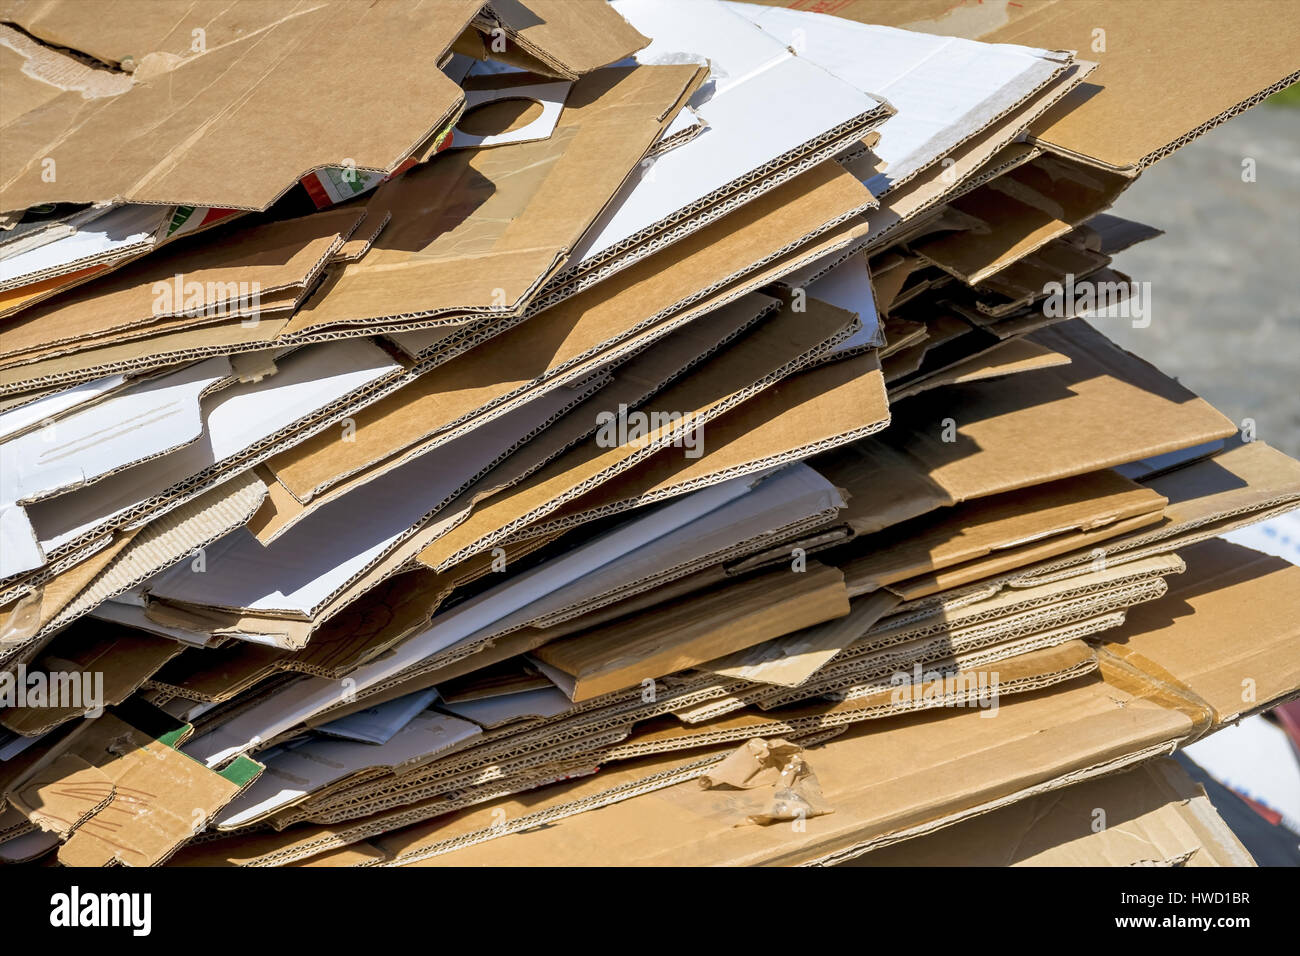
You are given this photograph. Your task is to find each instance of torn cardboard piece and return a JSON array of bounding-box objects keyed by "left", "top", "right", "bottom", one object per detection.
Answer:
[
  {"left": 698, "top": 737, "right": 832, "bottom": 827},
  {"left": 6, "top": 701, "right": 262, "bottom": 866}
]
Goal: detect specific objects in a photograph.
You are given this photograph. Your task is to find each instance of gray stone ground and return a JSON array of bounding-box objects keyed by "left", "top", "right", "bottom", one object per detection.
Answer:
[{"left": 1089, "top": 104, "right": 1300, "bottom": 459}]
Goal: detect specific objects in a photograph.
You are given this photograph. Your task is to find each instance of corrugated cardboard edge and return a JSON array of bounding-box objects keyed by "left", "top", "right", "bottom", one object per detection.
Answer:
[{"left": 0, "top": 472, "right": 267, "bottom": 670}]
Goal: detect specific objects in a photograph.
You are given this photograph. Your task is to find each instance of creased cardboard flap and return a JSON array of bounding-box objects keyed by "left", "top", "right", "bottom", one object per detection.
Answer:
[{"left": 0, "top": 0, "right": 482, "bottom": 212}]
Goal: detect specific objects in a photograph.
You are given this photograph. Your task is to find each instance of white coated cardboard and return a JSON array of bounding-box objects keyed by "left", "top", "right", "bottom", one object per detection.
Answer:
[
  {"left": 0, "top": 374, "right": 128, "bottom": 443},
  {"left": 803, "top": 255, "right": 883, "bottom": 355},
  {"left": 23, "top": 339, "right": 401, "bottom": 559},
  {"left": 185, "top": 469, "right": 770, "bottom": 765},
  {"left": 565, "top": 0, "right": 884, "bottom": 266},
  {"left": 142, "top": 370, "right": 599, "bottom": 618},
  {"left": 731, "top": 2, "right": 1069, "bottom": 195},
  {"left": 0, "top": 203, "right": 169, "bottom": 290},
  {"left": 439, "top": 686, "right": 574, "bottom": 729},
  {"left": 317, "top": 688, "right": 442, "bottom": 744}
]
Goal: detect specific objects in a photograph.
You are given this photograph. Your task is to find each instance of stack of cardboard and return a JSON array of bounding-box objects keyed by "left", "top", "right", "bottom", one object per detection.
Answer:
[{"left": 0, "top": 0, "right": 1296, "bottom": 868}]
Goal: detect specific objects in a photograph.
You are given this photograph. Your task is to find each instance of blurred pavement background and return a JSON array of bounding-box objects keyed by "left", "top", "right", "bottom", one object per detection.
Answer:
[{"left": 1092, "top": 101, "right": 1299, "bottom": 460}]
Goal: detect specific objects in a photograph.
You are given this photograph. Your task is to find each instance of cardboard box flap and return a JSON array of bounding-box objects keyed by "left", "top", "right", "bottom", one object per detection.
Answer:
[
  {"left": 479, "top": 0, "right": 650, "bottom": 79},
  {"left": 979, "top": 0, "right": 1300, "bottom": 173},
  {"left": 791, "top": 1, "right": 1297, "bottom": 172},
  {"left": 0, "top": 312, "right": 294, "bottom": 396},
  {"left": 974, "top": 235, "right": 1112, "bottom": 308},
  {"left": 283, "top": 63, "right": 705, "bottom": 334},
  {"left": 0, "top": 0, "right": 482, "bottom": 212},
  {"left": 805, "top": 255, "right": 883, "bottom": 354},
  {"left": 0, "top": 208, "right": 367, "bottom": 362},
  {"left": 703, "top": 589, "right": 902, "bottom": 688},
  {"left": 1148, "top": 440, "right": 1300, "bottom": 529}
]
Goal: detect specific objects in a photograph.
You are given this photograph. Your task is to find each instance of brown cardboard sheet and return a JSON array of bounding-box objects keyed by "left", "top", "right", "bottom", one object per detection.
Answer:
[
  {"left": 0, "top": 208, "right": 368, "bottom": 363},
  {"left": 848, "top": 757, "right": 1252, "bottom": 867},
  {"left": 469, "top": 0, "right": 650, "bottom": 80},
  {"left": 267, "top": 159, "right": 874, "bottom": 504},
  {"left": 981, "top": 0, "right": 1300, "bottom": 173},
  {"left": 815, "top": 319, "right": 1237, "bottom": 538},
  {"left": 421, "top": 351, "right": 888, "bottom": 572},
  {"left": 283, "top": 64, "right": 705, "bottom": 336},
  {"left": 773, "top": 1, "right": 1300, "bottom": 175},
  {"left": 834, "top": 469, "right": 1167, "bottom": 596},
  {"left": 532, "top": 563, "right": 850, "bottom": 701},
  {"left": 0, "top": 618, "right": 183, "bottom": 735},
  {"left": 0, "top": 0, "right": 483, "bottom": 213},
  {"left": 1099, "top": 537, "right": 1300, "bottom": 728},
  {"left": 6, "top": 703, "right": 261, "bottom": 867}
]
